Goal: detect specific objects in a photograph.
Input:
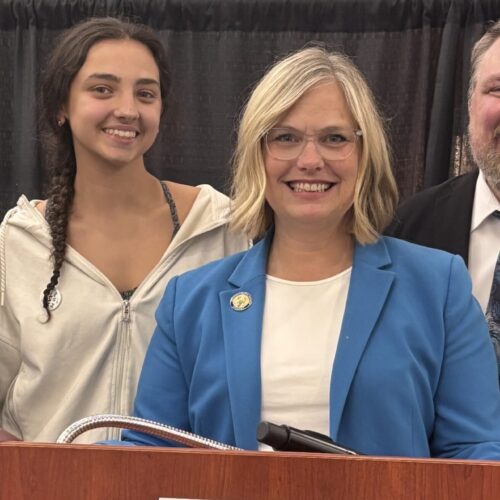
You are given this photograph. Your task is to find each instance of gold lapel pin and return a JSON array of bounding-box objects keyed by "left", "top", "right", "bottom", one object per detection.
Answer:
[{"left": 230, "top": 292, "right": 252, "bottom": 312}]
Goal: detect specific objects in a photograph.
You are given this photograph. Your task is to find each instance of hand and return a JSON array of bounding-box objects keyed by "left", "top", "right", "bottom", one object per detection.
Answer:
[{"left": 0, "top": 428, "right": 20, "bottom": 442}]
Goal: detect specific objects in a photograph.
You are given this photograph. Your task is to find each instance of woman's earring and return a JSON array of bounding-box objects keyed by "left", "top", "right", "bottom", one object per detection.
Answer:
[{"left": 57, "top": 117, "right": 65, "bottom": 127}]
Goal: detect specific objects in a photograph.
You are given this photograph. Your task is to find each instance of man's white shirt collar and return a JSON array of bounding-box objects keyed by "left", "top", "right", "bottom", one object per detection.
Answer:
[{"left": 471, "top": 169, "right": 500, "bottom": 233}]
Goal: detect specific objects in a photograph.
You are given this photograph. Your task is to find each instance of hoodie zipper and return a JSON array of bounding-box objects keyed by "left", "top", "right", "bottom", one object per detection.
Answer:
[{"left": 111, "top": 299, "right": 132, "bottom": 439}]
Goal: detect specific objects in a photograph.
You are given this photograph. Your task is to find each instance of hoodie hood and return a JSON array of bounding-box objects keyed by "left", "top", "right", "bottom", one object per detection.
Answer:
[{"left": 0, "top": 196, "right": 49, "bottom": 306}]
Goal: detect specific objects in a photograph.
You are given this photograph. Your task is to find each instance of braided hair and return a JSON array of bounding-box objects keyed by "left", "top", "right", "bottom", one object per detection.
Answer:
[{"left": 40, "top": 17, "right": 171, "bottom": 318}]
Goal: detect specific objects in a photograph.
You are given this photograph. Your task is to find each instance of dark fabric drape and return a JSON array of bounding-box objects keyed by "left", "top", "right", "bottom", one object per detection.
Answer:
[{"left": 1, "top": 0, "right": 500, "bottom": 218}]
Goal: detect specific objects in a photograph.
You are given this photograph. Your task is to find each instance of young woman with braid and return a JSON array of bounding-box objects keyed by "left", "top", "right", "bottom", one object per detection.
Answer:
[{"left": 0, "top": 17, "right": 249, "bottom": 443}]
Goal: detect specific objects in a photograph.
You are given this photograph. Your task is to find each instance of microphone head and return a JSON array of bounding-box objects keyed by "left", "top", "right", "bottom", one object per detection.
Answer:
[{"left": 256, "top": 421, "right": 289, "bottom": 450}]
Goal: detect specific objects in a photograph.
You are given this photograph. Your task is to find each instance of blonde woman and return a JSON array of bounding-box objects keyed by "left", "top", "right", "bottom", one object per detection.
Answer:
[{"left": 118, "top": 47, "right": 500, "bottom": 458}]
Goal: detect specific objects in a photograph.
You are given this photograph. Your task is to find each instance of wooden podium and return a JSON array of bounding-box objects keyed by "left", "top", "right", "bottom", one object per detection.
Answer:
[{"left": 1, "top": 442, "right": 500, "bottom": 499}]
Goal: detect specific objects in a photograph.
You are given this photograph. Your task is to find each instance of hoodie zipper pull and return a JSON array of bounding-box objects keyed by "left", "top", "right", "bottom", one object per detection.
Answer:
[{"left": 122, "top": 299, "right": 131, "bottom": 323}]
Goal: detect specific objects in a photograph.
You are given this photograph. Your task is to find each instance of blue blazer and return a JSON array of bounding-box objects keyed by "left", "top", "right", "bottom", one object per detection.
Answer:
[{"left": 123, "top": 234, "right": 500, "bottom": 459}]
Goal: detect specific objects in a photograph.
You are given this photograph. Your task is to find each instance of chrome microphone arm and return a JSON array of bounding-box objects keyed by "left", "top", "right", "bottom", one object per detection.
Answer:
[{"left": 56, "top": 414, "right": 241, "bottom": 451}]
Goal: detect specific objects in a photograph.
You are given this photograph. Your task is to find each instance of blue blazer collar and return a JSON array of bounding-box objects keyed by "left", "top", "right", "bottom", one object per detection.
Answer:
[
  {"left": 219, "top": 233, "right": 271, "bottom": 449},
  {"left": 220, "top": 233, "right": 394, "bottom": 449},
  {"left": 227, "top": 232, "right": 272, "bottom": 288}
]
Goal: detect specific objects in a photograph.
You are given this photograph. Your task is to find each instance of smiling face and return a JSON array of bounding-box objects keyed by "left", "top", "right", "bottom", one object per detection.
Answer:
[
  {"left": 469, "top": 37, "right": 500, "bottom": 197},
  {"left": 263, "top": 81, "right": 359, "bottom": 234},
  {"left": 61, "top": 38, "right": 162, "bottom": 171}
]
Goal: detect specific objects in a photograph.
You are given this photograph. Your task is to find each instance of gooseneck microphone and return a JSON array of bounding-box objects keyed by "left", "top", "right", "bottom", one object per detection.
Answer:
[{"left": 257, "top": 421, "right": 360, "bottom": 455}]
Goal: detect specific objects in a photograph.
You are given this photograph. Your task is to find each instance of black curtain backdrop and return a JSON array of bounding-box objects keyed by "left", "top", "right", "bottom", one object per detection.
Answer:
[{"left": 1, "top": 0, "right": 500, "bottom": 218}]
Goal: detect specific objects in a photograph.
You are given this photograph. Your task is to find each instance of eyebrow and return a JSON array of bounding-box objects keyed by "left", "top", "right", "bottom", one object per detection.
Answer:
[
  {"left": 85, "top": 73, "right": 160, "bottom": 87},
  {"left": 275, "top": 125, "right": 353, "bottom": 132},
  {"left": 482, "top": 73, "right": 500, "bottom": 84}
]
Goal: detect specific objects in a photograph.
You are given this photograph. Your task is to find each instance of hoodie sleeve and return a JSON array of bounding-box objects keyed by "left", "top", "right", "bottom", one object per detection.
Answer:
[
  {"left": 0, "top": 207, "right": 22, "bottom": 428},
  {"left": 0, "top": 295, "right": 21, "bottom": 425}
]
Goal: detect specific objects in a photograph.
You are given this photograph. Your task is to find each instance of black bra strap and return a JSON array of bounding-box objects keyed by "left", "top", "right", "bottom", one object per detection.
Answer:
[{"left": 160, "top": 180, "right": 181, "bottom": 239}]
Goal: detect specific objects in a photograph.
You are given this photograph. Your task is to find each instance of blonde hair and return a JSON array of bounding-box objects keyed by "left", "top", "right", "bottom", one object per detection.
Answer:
[{"left": 230, "top": 46, "right": 398, "bottom": 244}]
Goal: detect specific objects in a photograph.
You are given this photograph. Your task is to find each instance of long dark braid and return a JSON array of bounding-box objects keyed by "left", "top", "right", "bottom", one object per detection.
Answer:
[
  {"left": 41, "top": 132, "right": 76, "bottom": 316},
  {"left": 39, "top": 17, "right": 171, "bottom": 319}
]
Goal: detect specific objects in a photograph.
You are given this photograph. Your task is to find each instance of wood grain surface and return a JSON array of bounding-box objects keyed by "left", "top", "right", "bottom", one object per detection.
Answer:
[{"left": 1, "top": 443, "right": 499, "bottom": 499}]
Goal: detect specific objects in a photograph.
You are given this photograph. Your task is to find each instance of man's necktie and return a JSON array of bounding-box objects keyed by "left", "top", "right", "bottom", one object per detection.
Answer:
[{"left": 486, "top": 210, "right": 500, "bottom": 380}]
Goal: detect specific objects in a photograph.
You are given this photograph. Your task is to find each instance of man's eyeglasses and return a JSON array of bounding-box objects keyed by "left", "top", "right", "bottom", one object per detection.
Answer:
[{"left": 264, "top": 127, "right": 362, "bottom": 161}]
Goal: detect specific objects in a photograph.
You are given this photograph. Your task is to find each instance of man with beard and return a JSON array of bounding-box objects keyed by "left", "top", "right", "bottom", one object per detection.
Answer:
[{"left": 387, "top": 20, "right": 500, "bottom": 372}]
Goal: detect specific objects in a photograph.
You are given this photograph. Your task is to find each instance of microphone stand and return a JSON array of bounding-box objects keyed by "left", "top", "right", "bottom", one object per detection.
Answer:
[{"left": 56, "top": 414, "right": 242, "bottom": 451}]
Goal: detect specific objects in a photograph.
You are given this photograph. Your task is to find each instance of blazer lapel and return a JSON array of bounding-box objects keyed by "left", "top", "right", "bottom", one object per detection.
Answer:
[
  {"left": 219, "top": 235, "right": 271, "bottom": 450},
  {"left": 329, "top": 238, "right": 395, "bottom": 438}
]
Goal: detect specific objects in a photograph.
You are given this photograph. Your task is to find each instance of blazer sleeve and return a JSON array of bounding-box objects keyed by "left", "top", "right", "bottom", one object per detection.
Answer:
[
  {"left": 121, "top": 276, "right": 191, "bottom": 447},
  {"left": 431, "top": 255, "right": 500, "bottom": 459}
]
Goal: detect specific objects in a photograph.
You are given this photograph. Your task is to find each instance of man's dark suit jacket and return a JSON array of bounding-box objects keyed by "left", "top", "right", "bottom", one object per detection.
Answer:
[{"left": 385, "top": 170, "right": 478, "bottom": 266}]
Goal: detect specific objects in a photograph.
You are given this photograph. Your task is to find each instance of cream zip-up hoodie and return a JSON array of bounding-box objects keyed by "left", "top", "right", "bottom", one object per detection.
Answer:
[{"left": 0, "top": 184, "right": 249, "bottom": 443}]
